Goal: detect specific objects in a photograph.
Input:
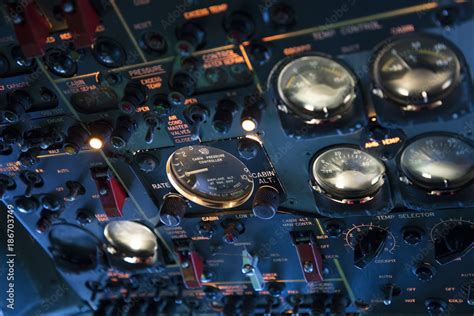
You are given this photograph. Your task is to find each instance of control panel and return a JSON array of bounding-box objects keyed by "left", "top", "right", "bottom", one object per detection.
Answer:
[{"left": 0, "top": 0, "right": 473, "bottom": 315}]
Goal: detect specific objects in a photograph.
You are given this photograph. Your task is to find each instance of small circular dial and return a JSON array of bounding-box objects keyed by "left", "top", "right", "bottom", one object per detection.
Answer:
[
  {"left": 345, "top": 224, "right": 397, "bottom": 254},
  {"left": 312, "top": 147, "right": 385, "bottom": 202},
  {"left": 166, "top": 146, "right": 254, "bottom": 208},
  {"left": 372, "top": 34, "right": 461, "bottom": 107},
  {"left": 400, "top": 135, "right": 473, "bottom": 192},
  {"left": 430, "top": 219, "right": 473, "bottom": 243},
  {"left": 275, "top": 55, "right": 356, "bottom": 122}
]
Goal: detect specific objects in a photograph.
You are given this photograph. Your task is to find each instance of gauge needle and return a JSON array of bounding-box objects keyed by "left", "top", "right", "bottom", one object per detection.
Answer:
[
  {"left": 184, "top": 168, "right": 209, "bottom": 176},
  {"left": 297, "top": 73, "right": 313, "bottom": 86},
  {"left": 328, "top": 161, "right": 344, "bottom": 171},
  {"left": 391, "top": 50, "right": 412, "bottom": 70}
]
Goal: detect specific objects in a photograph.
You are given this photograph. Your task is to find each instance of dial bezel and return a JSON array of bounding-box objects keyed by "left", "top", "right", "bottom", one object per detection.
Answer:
[
  {"left": 398, "top": 132, "right": 474, "bottom": 194},
  {"left": 269, "top": 53, "right": 358, "bottom": 124},
  {"left": 166, "top": 146, "right": 255, "bottom": 209},
  {"left": 310, "top": 144, "right": 386, "bottom": 204},
  {"left": 370, "top": 32, "right": 463, "bottom": 109}
]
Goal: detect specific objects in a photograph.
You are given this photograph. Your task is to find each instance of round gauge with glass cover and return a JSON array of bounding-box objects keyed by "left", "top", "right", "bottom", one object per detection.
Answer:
[
  {"left": 371, "top": 33, "right": 462, "bottom": 110},
  {"left": 269, "top": 54, "right": 357, "bottom": 124},
  {"left": 399, "top": 133, "right": 473, "bottom": 193},
  {"left": 166, "top": 145, "right": 254, "bottom": 208},
  {"left": 311, "top": 146, "right": 386, "bottom": 203}
]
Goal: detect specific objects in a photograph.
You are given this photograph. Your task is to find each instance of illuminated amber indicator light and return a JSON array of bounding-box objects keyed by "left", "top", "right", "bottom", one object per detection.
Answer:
[
  {"left": 87, "top": 120, "right": 113, "bottom": 150},
  {"left": 240, "top": 106, "right": 262, "bottom": 132},
  {"left": 88, "top": 137, "right": 104, "bottom": 150},
  {"left": 241, "top": 118, "right": 257, "bottom": 132}
]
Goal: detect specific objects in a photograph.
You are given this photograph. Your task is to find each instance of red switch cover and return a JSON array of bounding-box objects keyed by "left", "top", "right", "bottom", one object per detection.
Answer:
[
  {"left": 12, "top": 3, "right": 51, "bottom": 58},
  {"left": 62, "top": 0, "right": 100, "bottom": 48}
]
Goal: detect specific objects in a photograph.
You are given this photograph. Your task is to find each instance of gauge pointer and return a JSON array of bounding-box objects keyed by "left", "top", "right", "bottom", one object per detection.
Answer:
[
  {"left": 328, "top": 161, "right": 344, "bottom": 171},
  {"left": 184, "top": 168, "right": 209, "bottom": 177},
  {"left": 391, "top": 49, "right": 412, "bottom": 70}
]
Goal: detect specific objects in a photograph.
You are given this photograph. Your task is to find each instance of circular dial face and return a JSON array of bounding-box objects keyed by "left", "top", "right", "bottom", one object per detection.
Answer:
[
  {"left": 430, "top": 219, "right": 473, "bottom": 243},
  {"left": 276, "top": 55, "right": 356, "bottom": 122},
  {"left": 372, "top": 34, "right": 461, "bottom": 106},
  {"left": 345, "top": 224, "right": 397, "bottom": 254},
  {"left": 166, "top": 146, "right": 254, "bottom": 208},
  {"left": 400, "top": 135, "right": 474, "bottom": 191},
  {"left": 312, "top": 147, "right": 386, "bottom": 201},
  {"left": 104, "top": 221, "right": 158, "bottom": 264}
]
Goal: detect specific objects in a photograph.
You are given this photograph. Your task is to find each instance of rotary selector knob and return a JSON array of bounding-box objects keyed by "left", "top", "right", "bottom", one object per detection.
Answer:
[
  {"left": 159, "top": 194, "right": 187, "bottom": 227},
  {"left": 353, "top": 227, "right": 388, "bottom": 269},
  {"left": 110, "top": 116, "right": 137, "bottom": 149},
  {"left": 431, "top": 219, "right": 473, "bottom": 264},
  {"left": 252, "top": 186, "right": 280, "bottom": 220}
]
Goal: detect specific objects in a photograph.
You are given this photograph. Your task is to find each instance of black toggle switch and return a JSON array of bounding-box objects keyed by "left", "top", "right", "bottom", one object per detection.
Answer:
[
  {"left": 20, "top": 128, "right": 64, "bottom": 152},
  {"left": 466, "top": 283, "right": 474, "bottom": 305},
  {"left": 252, "top": 186, "right": 280, "bottom": 220},
  {"left": 159, "top": 194, "right": 187, "bottom": 227},
  {"left": 63, "top": 125, "right": 89, "bottom": 155},
  {"left": 64, "top": 181, "right": 86, "bottom": 202},
  {"left": 212, "top": 99, "right": 238, "bottom": 134},
  {"left": 0, "top": 174, "right": 16, "bottom": 199},
  {"left": 20, "top": 170, "right": 44, "bottom": 198},
  {"left": 381, "top": 284, "right": 401, "bottom": 305},
  {"left": 18, "top": 149, "right": 40, "bottom": 167},
  {"left": 118, "top": 80, "right": 147, "bottom": 114},
  {"left": 224, "top": 11, "right": 255, "bottom": 43},
  {"left": 184, "top": 104, "right": 209, "bottom": 141},
  {"left": 36, "top": 194, "right": 63, "bottom": 233},
  {"left": 143, "top": 112, "right": 161, "bottom": 144},
  {"left": 110, "top": 116, "right": 137, "bottom": 149},
  {"left": 3, "top": 90, "right": 32, "bottom": 124}
]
